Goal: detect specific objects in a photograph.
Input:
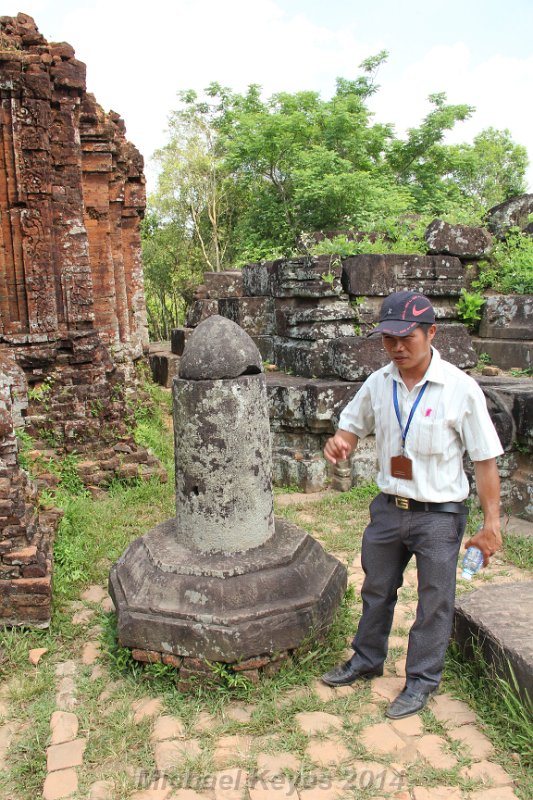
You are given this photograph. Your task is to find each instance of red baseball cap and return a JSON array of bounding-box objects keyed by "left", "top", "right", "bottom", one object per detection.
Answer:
[{"left": 368, "top": 291, "right": 435, "bottom": 337}]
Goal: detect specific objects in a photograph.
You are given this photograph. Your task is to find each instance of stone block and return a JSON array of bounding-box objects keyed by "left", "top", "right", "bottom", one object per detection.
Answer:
[
  {"left": 149, "top": 353, "right": 180, "bottom": 389},
  {"left": 242, "top": 261, "right": 276, "bottom": 296},
  {"left": 331, "top": 336, "right": 387, "bottom": 381},
  {"left": 265, "top": 374, "right": 359, "bottom": 433},
  {"left": 295, "top": 710, "right": 343, "bottom": 734},
  {"left": 478, "top": 295, "right": 533, "bottom": 339},
  {"left": 110, "top": 516, "right": 347, "bottom": 662},
  {"left": 273, "top": 338, "right": 334, "bottom": 378},
  {"left": 415, "top": 734, "right": 458, "bottom": 770},
  {"left": 42, "top": 768, "right": 78, "bottom": 800},
  {"left": 360, "top": 722, "right": 406, "bottom": 755},
  {"left": 472, "top": 338, "right": 532, "bottom": 371},
  {"left": 498, "top": 384, "right": 533, "bottom": 444},
  {"left": 305, "top": 736, "right": 351, "bottom": 767},
  {"left": 251, "top": 336, "right": 275, "bottom": 364},
  {"left": 154, "top": 738, "right": 202, "bottom": 771},
  {"left": 170, "top": 327, "right": 194, "bottom": 356},
  {"left": 425, "top": 219, "right": 493, "bottom": 258},
  {"left": 50, "top": 58, "right": 86, "bottom": 89},
  {"left": 486, "top": 193, "right": 533, "bottom": 237},
  {"left": 474, "top": 382, "right": 516, "bottom": 450},
  {"left": 273, "top": 297, "right": 357, "bottom": 340},
  {"left": 185, "top": 300, "right": 219, "bottom": 327},
  {"left": 218, "top": 297, "right": 274, "bottom": 336},
  {"left": 341, "top": 253, "right": 465, "bottom": 296},
  {"left": 46, "top": 737, "right": 86, "bottom": 771},
  {"left": 271, "top": 449, "right": 328, "bottom": 493},
  {"left": 272, "top": 257, "right": 345, "bottom": 298},
  {"left": 453, "top": 581, "right": 533, "bottom": 703},
  {"left": 203, "top": 271, "right": 244, "bottom": 298},
  {"left": 447, "top": 725, "right": 495, "bottom": 759},
  {"left": 332, "top": 324, "right": 477, "bottom": 381},
  {"left": 243, "top": 257, "right": 345, "bottom": 298},
  {"left": 50, "top": 711, "right": 79, "bottom": 745},
  {"left": 432, "top": 323, "right": 478, "bottom": 368}
]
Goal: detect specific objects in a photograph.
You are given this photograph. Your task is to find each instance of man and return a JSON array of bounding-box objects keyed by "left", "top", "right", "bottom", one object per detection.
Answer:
[{"left": 321, "top": 290, "right": 503, "bottom": 719}]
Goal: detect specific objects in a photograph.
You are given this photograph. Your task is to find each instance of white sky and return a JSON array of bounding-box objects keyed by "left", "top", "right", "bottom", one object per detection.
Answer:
[{"left": 4, "top": 0, "right": 533, "bottom": 194}]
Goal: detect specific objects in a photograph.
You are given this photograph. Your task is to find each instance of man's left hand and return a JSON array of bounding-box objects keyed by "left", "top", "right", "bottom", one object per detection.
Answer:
[{"left": 464, "top": 525, "right": 502, "bottom": 568}]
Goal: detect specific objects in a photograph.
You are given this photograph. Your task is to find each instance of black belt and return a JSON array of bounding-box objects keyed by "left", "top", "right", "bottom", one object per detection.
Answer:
[{"left": 385, "top": 494, "right": 468, "bottom": 514}]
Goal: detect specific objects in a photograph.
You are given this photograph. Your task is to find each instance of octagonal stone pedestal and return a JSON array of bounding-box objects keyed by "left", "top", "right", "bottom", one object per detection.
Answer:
[{"left": 109, "top": 516, "right": 347, "bottom": 664}]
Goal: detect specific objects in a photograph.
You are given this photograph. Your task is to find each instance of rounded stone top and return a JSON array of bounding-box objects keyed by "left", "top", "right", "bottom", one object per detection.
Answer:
[{"left": 179, "top": 315, "right": 263, "bottom": 380}]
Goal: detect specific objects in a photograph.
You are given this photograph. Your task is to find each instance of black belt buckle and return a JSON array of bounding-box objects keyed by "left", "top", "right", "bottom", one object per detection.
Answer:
[{"left": 395, "top": 496, "right": 410, "bottom": 510}]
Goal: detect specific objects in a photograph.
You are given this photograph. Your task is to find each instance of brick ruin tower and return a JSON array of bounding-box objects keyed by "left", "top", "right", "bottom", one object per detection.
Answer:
[{"left": 0, "top": 13, "right": 160, "bottom": 627}]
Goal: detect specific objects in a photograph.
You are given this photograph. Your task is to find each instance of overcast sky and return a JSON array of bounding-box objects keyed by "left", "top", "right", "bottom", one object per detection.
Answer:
[{"left": 4, "top": 0, "right": 533, "bottom": 193}]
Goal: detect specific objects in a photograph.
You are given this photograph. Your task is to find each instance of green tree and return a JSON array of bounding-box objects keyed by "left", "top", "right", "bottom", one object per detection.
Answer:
[
  {"left": 141, "top": 211, "right": 203, "bottom": 340},
  {"left": 446, "top": 128, "right": 529, "bottom": 211},
  {"left": 385, "top": 92, "right": 476, "bottom": 215},
  {"left": 152, "top": 88, "right": 240, "bottom": 272}
]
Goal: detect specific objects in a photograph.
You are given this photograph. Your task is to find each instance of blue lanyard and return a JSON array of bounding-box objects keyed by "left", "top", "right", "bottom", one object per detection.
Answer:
[{"left": 393, "top": 380, "right": 428, "bottom": 451}]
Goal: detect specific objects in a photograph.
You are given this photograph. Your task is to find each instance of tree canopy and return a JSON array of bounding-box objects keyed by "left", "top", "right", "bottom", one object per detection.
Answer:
[{"left": 143, "top": 53, "right": 529, "bottom": 337}]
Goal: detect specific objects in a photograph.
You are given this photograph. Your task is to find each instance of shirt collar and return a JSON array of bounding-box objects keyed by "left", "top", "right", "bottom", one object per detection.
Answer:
[{"left": 384, "top": 346, "right": 446, "bottom": 386}]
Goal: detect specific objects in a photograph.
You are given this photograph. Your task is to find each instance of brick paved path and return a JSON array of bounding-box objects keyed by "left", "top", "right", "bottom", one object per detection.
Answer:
[{"left": 0, "top": 508, "right": 529, "bottom": 800}]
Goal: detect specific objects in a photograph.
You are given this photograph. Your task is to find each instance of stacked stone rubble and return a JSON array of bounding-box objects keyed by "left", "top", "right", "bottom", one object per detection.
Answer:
[
  {"left": 0, "top": 14, "right": 158, "bottom": 624},
  {"left": 169, "top": 217, "right": 532, "bottom": 516},
  {"left": 170, "top": 247, "right": 481, "bottom": 491}
]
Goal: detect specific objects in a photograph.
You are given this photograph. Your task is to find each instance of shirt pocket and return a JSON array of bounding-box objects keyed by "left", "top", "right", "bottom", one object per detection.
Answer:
[{"left": 410, "top": 417, "right": 445, "bottom": 456}]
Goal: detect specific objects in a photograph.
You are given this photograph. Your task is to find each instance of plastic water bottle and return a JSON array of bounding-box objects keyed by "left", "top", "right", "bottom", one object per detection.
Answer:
[{"left": 462, "top": 546, "right": 484, "bottom": 580}]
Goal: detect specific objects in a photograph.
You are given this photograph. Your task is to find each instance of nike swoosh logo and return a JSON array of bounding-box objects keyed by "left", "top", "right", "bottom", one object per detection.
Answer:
[{"left": 412, "top": 304, "right": 431, "bottom": 317}]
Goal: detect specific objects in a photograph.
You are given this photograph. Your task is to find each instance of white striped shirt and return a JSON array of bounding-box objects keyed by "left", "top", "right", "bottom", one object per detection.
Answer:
[{"left": 338, "top": 348, "right": 503, "bottom": 503}]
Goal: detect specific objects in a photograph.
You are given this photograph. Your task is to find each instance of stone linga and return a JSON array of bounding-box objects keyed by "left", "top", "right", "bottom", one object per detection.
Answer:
[{"left": 109, "top": 316, "right": 347, "bottom": 683}]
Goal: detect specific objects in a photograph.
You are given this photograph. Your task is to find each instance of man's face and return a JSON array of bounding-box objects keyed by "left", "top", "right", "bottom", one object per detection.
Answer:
[{"left": 382, "top": 324, "right": 436, "bottom": 374}]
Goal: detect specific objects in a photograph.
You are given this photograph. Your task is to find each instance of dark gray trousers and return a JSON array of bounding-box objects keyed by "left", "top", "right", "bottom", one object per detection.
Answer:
[{"left": 351, "top": 493, "right": 467, "bottom": 694}]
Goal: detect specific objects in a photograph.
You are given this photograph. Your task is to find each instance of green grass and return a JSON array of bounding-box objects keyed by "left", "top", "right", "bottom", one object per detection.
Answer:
[
  {"left": 503, "top": 533, "right": 533, "bottom": 571},
  {"left": 52, "top": 477, "right": 174, "bottom": 604},
  {"left": 275, "top": 483, "right": 378, "bottom": 554},
  {"left": 444, "top": 642, "right": 533, "bottom": 798},
  {"left": 0, "top": 661, "right": 56, "bottom": 800}
]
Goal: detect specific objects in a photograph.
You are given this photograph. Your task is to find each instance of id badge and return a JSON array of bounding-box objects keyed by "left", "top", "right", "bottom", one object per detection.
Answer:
[{"left": 390, "top": 454, "right": 413, "bottom": 480}]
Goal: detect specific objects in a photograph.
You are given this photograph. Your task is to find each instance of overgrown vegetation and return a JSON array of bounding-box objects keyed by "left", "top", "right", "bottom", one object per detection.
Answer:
[
  {"left": 455, "top": 289, "right": 486, "bottom": 330},
  {"left": 445, "top": 642, "right": 533, "bottom": 776},
  {"left": 474, "top": 227, "right": 533, "bottom": 294}
]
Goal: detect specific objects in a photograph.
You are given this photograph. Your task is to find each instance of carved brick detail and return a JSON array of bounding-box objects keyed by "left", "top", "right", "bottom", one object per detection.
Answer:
[{"left": 0, "top": 13, "right": 156, "bottom": 625}]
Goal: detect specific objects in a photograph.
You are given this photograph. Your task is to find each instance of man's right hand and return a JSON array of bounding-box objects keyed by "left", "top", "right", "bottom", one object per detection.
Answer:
[{"left": 324, "top": 431, "right": 358, "bottom": 465}]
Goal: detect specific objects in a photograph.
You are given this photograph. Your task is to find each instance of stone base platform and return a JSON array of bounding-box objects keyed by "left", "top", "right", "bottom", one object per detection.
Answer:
[
  {"left": 125, "top": 646, "right": 300, "bottom": 692},
  {"left": 453, "top": 582, "right": 533, "bottom": 704},
  {"left": 148, "top": 342, "right": 180, "bottom": 389},
  {"left": 472, "top": 338, "right": 533, "bottom": 371},
  {"left": 109, "top": 516, "right": 347, "bottom": 668}
]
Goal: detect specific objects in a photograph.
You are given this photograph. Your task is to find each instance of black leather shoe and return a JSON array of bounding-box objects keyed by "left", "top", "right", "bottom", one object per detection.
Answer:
[
  {"left": 385, "top": 687, "right": 434, "bottom": 719},
  {"left": 321, "top": 657, "right": 383, "bottom": 687}
]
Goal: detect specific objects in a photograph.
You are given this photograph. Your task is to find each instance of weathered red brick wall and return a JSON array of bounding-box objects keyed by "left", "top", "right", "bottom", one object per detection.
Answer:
[
  {"left": 0, "top": 353, "right": 62, "bottom": 626},
  {"left": 0, "top": 12, "right": 148, "bottom": 352},
  {"left": 0, "top": 13, "right": 154, "bottom": 626}
]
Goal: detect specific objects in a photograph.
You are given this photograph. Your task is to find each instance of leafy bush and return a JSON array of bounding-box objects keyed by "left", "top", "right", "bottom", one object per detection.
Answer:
[
  {"left": 476, "top": 227, "right": 533, "bottom": 294},
  {"left": 456, "top": 289, "right": 486, "bottom": 329},
  {"left": 310, "top": 217, "right": 429, "bottom": 259}
]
